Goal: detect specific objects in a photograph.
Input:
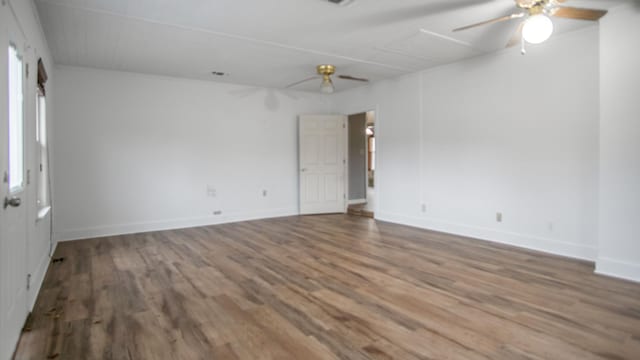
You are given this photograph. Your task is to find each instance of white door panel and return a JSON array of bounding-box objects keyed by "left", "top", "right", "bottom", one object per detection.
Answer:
[
  {"left": 299, "top": 115, "right": 346, "bottom": 214},
  {"left": 0, "top": 7, "right": 29, "bottom": 359}
]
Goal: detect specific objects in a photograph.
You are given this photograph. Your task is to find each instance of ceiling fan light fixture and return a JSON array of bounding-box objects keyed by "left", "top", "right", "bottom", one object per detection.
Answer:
[
  {"left": 522, "top": 14, "right": 554, "bottom": 44},
  {"left": 320, "top": 76, "right": 334, "bottom": 94}
]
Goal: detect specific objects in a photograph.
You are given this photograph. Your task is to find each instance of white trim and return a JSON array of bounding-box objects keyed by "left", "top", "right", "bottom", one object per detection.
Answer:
[
  {"left": 375, "top": 211, "right": 597, "bottom": 261},
  {"left": 344, "top": 116, "right": 350, "bottom": 213},
  {"left": 54, "top": 207, "right": 298, "bottom": 242},
  {"left": 28, "top": 239, "right": 57, "bottom": 310},
  {"left": 36, "top": 206, "right": 51, "bottom": 221},
  {"left": 418, "top": 71, "right": 425, "bottom": 216},
  {"left": 595, "top": 257, "right": 640, "bottom": 283},
  {"left": 348, "top": 199, "right": 366, "bottom": 205},
  {"left": 419, "top": 28, "right": 475, "bottom": 49},
  {"left": 362, "top": 122, "right": 367, "bottom": 204},
  {"left": 343, "top": 116, "right": 349, "bottom": 213}
]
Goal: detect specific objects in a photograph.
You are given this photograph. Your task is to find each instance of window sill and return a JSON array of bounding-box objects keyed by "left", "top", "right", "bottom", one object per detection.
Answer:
[{"left": 37, "top": 206, "right": 51, "bottom": 221}]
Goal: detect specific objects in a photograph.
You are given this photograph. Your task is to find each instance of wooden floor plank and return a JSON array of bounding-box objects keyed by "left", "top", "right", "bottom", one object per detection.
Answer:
[{"left": 14, "top": 215, "right": 640, "bottom": 359}]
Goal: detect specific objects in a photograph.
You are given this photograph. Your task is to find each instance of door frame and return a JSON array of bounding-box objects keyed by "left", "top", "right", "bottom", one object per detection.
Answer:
[{"left": 343, "top": 105, "right": 379, "bottom": 216}]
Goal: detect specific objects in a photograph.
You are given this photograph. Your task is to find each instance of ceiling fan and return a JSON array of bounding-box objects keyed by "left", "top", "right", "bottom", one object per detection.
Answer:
[
  {"left": 453, "top": 0, "right": 607, "bottom": 51},
  {"left": 286, "top": 65, "right": 369, "bottom": 94}
]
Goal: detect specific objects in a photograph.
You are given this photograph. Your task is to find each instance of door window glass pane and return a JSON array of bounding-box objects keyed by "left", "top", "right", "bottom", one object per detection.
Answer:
[
  {"left": 37, "top": 94, "right": 49, "bottom": 208},
  {"left": 8, "top": 45, "right": 24, "bottom": 192}
]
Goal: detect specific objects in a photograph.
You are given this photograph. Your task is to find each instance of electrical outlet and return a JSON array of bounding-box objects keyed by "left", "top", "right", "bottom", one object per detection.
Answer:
[
  {"left": 207, "top": 186, "right": 216, "bottom": 197},
  {"left": 496, "top": 212, "right": 503, "bottom": 222},
  {"left": 213, "top": 210, "right": 222, "bottom": 215},
  {"left": 421, "top": 204, "right": 427, "bottom": 213}
]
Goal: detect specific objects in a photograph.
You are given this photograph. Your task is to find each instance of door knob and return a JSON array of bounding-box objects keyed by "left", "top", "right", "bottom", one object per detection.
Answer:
[{"left": 3, "top": 196, "right": 21, "bottom": 209}]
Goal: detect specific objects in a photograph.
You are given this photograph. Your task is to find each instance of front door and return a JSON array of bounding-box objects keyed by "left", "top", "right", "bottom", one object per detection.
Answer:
[
  {"left": 0, "top": 8, "right": 29, "bottom": 359},
  {"left": 299, "top": 115, "right": 346, "bottom": 214}
]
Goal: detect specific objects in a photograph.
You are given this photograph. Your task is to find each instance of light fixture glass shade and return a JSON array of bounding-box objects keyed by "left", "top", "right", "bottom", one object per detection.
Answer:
[
  {"left": 522, "top": 14, "right": 553, "bottom": 44},
  {"left": 320, "top": 77, "right": 334, "bottom": 94}
]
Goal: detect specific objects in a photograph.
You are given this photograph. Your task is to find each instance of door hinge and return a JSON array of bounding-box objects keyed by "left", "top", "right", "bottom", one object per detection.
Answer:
[
  {"left": 343, "top": 159, "right": 346, "bottom": 164},
  {"left": 27, "top": 169, "right": 31, "bottom": 185},
  {"left": 3, "top": 171, "right": 7, "bottom": 183},
  {"left": 27, "top": 274, "right": 31, "bottom": 290},
  {"left": 26, "top": 64, "right": 29, "bottom": 78},
  {"left": 343, "top": 123, "right": 346, "bottom": 129}
]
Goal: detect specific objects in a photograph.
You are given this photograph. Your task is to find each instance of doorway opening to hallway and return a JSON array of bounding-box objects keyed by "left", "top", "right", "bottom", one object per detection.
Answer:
[{"left": 347, "top": 110, "right": 375, "bottom": 218}]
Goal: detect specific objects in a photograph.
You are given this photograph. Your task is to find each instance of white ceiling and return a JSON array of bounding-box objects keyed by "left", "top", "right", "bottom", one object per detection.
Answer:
[{"left": 35, "top": 0, "right": 624, "bottom": 92}]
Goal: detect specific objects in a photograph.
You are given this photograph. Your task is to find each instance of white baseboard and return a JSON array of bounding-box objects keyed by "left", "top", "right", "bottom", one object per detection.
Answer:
[
  {"left": 55, "top": 207, "right": 298, "bottom": 242},
  {"left": 56, "top": 208, "right": 629, "bottom": 281},
  {"left": 375, "top": 211, "right": 597, "bottom": 261},
  {"left": 348, "top": 199, "right": 366, "bottom": 205},
  {"left": 595, "top": 257, "right": 640, "bottom": 283}
]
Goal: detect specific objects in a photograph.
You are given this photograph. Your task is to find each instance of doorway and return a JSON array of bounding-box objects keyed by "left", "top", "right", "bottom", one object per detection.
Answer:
[{"left": 347, "top": 111, "right": 375, "bottom": 218}]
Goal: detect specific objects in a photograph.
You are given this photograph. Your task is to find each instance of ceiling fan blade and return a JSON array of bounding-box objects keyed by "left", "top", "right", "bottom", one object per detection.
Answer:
[
  {"left": 506, "top": 21, "right": 524, "bottom": 48},
  {"left": 453, "top": 12, "right": 524, "bottom": 32},
  {"left": 337, "top": 75, "right": 369, "bottom": 82},
  {"left": 550, "top": 7, "right": 607, "bottom": 21},
  {"left": 285, "top": 76, "right": 320, "bottom": 89}
]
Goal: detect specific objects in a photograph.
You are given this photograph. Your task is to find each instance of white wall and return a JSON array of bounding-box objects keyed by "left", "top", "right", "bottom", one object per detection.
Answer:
[
  {"left": 45, "top": 4, "right": 640, "bottom": 285},
  {"left": 337, "top": 73, "right": 423, "bottom": 218},
  {"left": 0, "top": 0, "right": 54, "bottom": 359},
  {"left": 334, "top": 26, "right": 601, "bottom": 261},
  {"left": 596, "top": 4, "right": 640, "bottom": 282},
  {"left": 52, "top": 66, "right": 331, "bottom": 241}
]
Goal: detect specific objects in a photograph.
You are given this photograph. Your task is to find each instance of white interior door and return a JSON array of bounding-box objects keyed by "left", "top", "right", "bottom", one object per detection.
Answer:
[
  {"left": 299, "top": 114, "right": 346, "bottom": 214},
  {"left": 0, "top": 8, "right": 29, "bottom": 359}
]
